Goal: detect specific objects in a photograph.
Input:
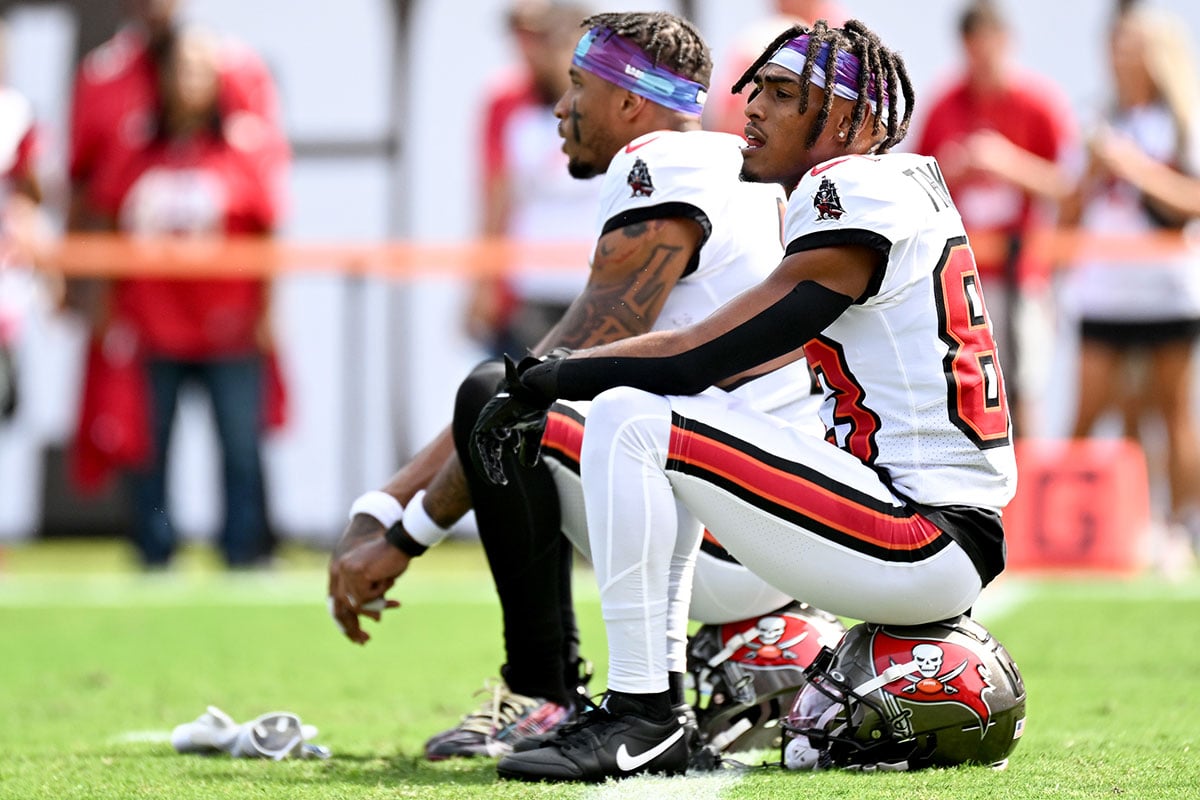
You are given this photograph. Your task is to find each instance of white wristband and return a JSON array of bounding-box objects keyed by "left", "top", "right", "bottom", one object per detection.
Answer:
[
  {"left": 402, "top": 490, "right": 451, "bottom": 548},
  {"left": 348, "top": 490, "right": 404, "bottom": 529}
]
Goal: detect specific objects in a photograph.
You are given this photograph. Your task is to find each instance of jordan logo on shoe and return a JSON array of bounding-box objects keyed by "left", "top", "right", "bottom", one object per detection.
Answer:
[{"left": 614, "top": 728, "right": 684, "bottom": 771}]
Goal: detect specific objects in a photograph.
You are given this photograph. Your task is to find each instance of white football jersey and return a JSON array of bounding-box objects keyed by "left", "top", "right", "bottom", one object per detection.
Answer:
[
  {"left": 784, "top": 152, "right": 1017, "bottom": 510},
  {"left": 597, "top": 129, "right": 813, "bottom": 415}
]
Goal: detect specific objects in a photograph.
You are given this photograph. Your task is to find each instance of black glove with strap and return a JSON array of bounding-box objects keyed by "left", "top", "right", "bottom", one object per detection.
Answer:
[{"left": 469, "top": 350, "right": 568, "bottom": 486}]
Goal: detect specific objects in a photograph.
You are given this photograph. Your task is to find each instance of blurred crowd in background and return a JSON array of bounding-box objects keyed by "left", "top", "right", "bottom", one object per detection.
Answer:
[{"left": 1, "top": 0, "right": 1199, "bottom": 569}]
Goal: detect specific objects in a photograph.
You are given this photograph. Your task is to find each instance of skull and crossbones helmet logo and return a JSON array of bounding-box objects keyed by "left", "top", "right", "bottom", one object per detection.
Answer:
[
  {"left": 744, "top": 615, "right": 809, "bottom": 660},
  {"left": 899, "top": 643, "right": 969, "bottom": 694}
]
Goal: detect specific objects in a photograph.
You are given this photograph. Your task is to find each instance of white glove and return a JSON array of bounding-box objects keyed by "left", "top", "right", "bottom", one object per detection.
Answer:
[
  {"left": 228, "top": 711, "right": 322, "bottom": 760},
  {"left": 171, "top": 706, "right": 241, "bottom": 754},
  {"left": 172, "top": 706, "right": 330, "bottom": 760}
]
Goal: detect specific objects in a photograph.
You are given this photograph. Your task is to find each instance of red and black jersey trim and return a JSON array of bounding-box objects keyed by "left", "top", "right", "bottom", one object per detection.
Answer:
[
  {"left": 543, "top": 404, "right": 744, "bottom": 565},
  {"left": 664, "top": 412, "right": 953, "bottom": 564},
  {"left": 542, "top": 404, "right": 586, "bottom": 474}
]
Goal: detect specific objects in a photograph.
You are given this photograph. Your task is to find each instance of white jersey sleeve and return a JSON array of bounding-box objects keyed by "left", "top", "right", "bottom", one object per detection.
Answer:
[
  {"left": 593, "top": 129, "right": 816, "bottom": 420},
  {"left": 784, "top": 153, "right": 957, "bottom": 299},
  {"left": 595, "top": 129, "right": 745, "bottom": 248}
]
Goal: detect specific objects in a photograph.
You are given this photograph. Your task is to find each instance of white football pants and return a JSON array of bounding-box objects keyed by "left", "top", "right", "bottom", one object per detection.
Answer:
[
  {"left": 542, "top": 399, "right": 795, "bottom": 680},
  {"left": 549, "top": 386, "right": 982, "bottom": 695}
]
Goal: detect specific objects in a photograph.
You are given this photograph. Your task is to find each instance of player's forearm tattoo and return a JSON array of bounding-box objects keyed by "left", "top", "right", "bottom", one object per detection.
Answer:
[{"left": 556, "top": 241, "right": 683, "bottom": 348}]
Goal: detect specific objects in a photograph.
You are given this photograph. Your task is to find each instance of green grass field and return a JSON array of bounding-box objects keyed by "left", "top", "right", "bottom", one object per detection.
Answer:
[{"left": 2, "top": 538, "right": 1199, "bottom": 800}]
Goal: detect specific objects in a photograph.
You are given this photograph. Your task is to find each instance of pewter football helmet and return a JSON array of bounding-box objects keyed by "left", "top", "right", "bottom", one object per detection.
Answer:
[
  {"left": 687, "top": 602, "right": 847, "bottom": 756},
  {"left": 782, "top": 615, "right": 1026, "bottom": 771}
]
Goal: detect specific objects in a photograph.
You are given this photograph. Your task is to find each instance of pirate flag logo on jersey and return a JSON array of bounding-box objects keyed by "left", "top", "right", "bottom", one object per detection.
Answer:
[
  {"left": 627, "top": 157, "right": 654, "bottom": 197},
  {"left": 813, "top": 176, "right": 845, "bottom": 220},
  {"left": 871, "top": 630, "right": 995, "bottom": 733}
]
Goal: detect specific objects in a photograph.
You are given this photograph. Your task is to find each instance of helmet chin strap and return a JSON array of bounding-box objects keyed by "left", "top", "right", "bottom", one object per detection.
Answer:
[{"left": 852, "top": 659, "right": 919, "bottom": 697}]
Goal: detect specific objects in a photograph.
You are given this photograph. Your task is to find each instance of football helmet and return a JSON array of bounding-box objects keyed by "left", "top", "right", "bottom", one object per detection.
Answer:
[
  {"left": 686, "top": 601, "right": 847, "bottom": 760},
  {"left": 781, "top": 615, "right": 1026, "bottom": 771}
]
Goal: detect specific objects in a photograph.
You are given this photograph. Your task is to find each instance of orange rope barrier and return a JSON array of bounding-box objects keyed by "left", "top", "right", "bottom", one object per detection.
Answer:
[
  {"left": 1006, "top": 228, "right": 1195, "bottom": 268},
  {"left": 31, "top": 228, "right": 1198, "bottom": 279},
  {"left": 43, "top": 234, "right": 593, "bottom": 279}
]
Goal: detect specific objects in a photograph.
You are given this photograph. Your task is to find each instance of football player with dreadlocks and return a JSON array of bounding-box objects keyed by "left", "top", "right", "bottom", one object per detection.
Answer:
[
  {"left": 471, "top": 18, "right": 1017, "bottom": 782},
  {"left": 328, "top": 10, "right": 825, "bottom": 761}
]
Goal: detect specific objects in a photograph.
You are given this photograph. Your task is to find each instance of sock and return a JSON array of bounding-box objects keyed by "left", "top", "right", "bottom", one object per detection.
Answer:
[
  {"left": 603, "top": 689, "right": 674, "bottom": 722},
  {"left": 668, "top": 672, "right": 685, "bottom": 707}
]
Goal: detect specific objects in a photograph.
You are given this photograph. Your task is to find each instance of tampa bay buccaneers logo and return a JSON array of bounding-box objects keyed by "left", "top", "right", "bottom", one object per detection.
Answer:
[
  {"left": 871, "top": 631, "right": 995, "bottom": 731},
  {"left": 812, "top": 176, "right": 845, "bottom": 220},
  {"left": 720, "top": 613, "right": 825, "bottom": 667},
  {"left": 627, "top": 158, "right": 654, "bottom": 197}
]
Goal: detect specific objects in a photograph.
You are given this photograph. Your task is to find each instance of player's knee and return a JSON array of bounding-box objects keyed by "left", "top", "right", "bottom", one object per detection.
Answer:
[
  {"left": 590, "top": 385, "right": 668, "bottom": 420},
  {"left": 451, "top": 359, "right": 505, "bottom": 449},
  {"left": 582, "top": 387, "right": 673, "bottom": 457}
]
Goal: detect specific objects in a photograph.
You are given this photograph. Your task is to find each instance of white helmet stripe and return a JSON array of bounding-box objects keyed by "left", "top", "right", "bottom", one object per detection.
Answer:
[{"left": 853, "top": 659, "right": 920, "bottom": 697}]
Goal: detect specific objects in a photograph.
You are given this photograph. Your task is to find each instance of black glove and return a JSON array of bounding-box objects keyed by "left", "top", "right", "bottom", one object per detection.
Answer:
[{"left": 469, "top": 352, "right": 565, "bottom": 486}]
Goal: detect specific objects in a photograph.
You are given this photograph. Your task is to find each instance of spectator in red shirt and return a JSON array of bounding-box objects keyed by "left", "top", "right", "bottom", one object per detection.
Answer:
[
  {"left": 85, "top": 28, "right": 280, "bottom": 568},
  {"left": 68, "top": 0, "right": 286, "bottom": 230},
  {"left": 912, "top": 0, "right": 1075, "bottom": 435},
  {"left": 65, "top": 0, "right": 287, "bottom": 332},
  {"left": 65, "top": 0, "right": 288, "bottom": 567}
]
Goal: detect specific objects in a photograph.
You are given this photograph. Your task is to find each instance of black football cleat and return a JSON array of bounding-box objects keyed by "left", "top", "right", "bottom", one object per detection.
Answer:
[
  {"left": 496, "top": 701, "right": 689, "bottom": 783},
  {"left": 514, "top": 699, "right": 697, "bottom": 756}
]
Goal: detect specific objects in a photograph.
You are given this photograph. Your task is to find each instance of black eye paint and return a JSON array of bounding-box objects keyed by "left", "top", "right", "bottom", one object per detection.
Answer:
[{"left": 569, "top": 99, "right": 583, "bottom": 143}]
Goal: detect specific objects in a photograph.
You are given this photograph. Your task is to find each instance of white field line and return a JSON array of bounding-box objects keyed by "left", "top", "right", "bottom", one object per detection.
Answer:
[
  {"left": 12, "top": 565, "right": 1191, "bottom": 611},
  {"left": 0, "top": 569, "right": 507, "bottom": 608},
  {"left": 971, "top": 579, "right": 1033, "bottom": 624},
  {"left": 970, "top": 575, "right": 1200, "bottom": 623},
  {"left": 583, "top": 769, "right": 744, "bottom": 800},
  {"left": 0, "top": 571, "right": 328, "bottom": 608}
]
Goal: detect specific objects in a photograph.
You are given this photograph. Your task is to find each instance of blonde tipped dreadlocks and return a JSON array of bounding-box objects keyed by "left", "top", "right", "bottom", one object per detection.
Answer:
[{"left": 732, "top": 19, "right": 915, "bottom": 152}]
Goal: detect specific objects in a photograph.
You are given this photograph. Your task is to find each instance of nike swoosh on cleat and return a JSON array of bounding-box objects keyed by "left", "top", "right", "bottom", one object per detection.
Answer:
[{"left": 614, "top": 728, "right": 685, "bottom": 772}]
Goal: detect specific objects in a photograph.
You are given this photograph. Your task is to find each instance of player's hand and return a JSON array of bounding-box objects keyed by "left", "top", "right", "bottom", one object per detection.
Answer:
[
  {"left": 469, "top": 354, "right": 558, "bottom": 485},
  {"left": 327, "top": 517, "right": 405, "bottom": 644}
]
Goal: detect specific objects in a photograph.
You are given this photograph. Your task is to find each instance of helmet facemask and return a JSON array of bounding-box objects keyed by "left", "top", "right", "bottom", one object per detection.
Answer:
[{"left": 783, "top": 644, "right": 929, "bottom": 770}]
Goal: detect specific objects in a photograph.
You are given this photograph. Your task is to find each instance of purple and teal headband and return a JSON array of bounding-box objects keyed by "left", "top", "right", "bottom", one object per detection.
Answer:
[
  {"left": 572, "top": 27, "right": 707, "bottom": 117},
  {"left": 767, "top": 35, "right": 889, "bottom": 113}
]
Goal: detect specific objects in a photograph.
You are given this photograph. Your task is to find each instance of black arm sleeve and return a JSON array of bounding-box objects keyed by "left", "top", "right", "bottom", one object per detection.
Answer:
[{"left": 521, "top": 280, "right": 854, "bottom": 402}]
